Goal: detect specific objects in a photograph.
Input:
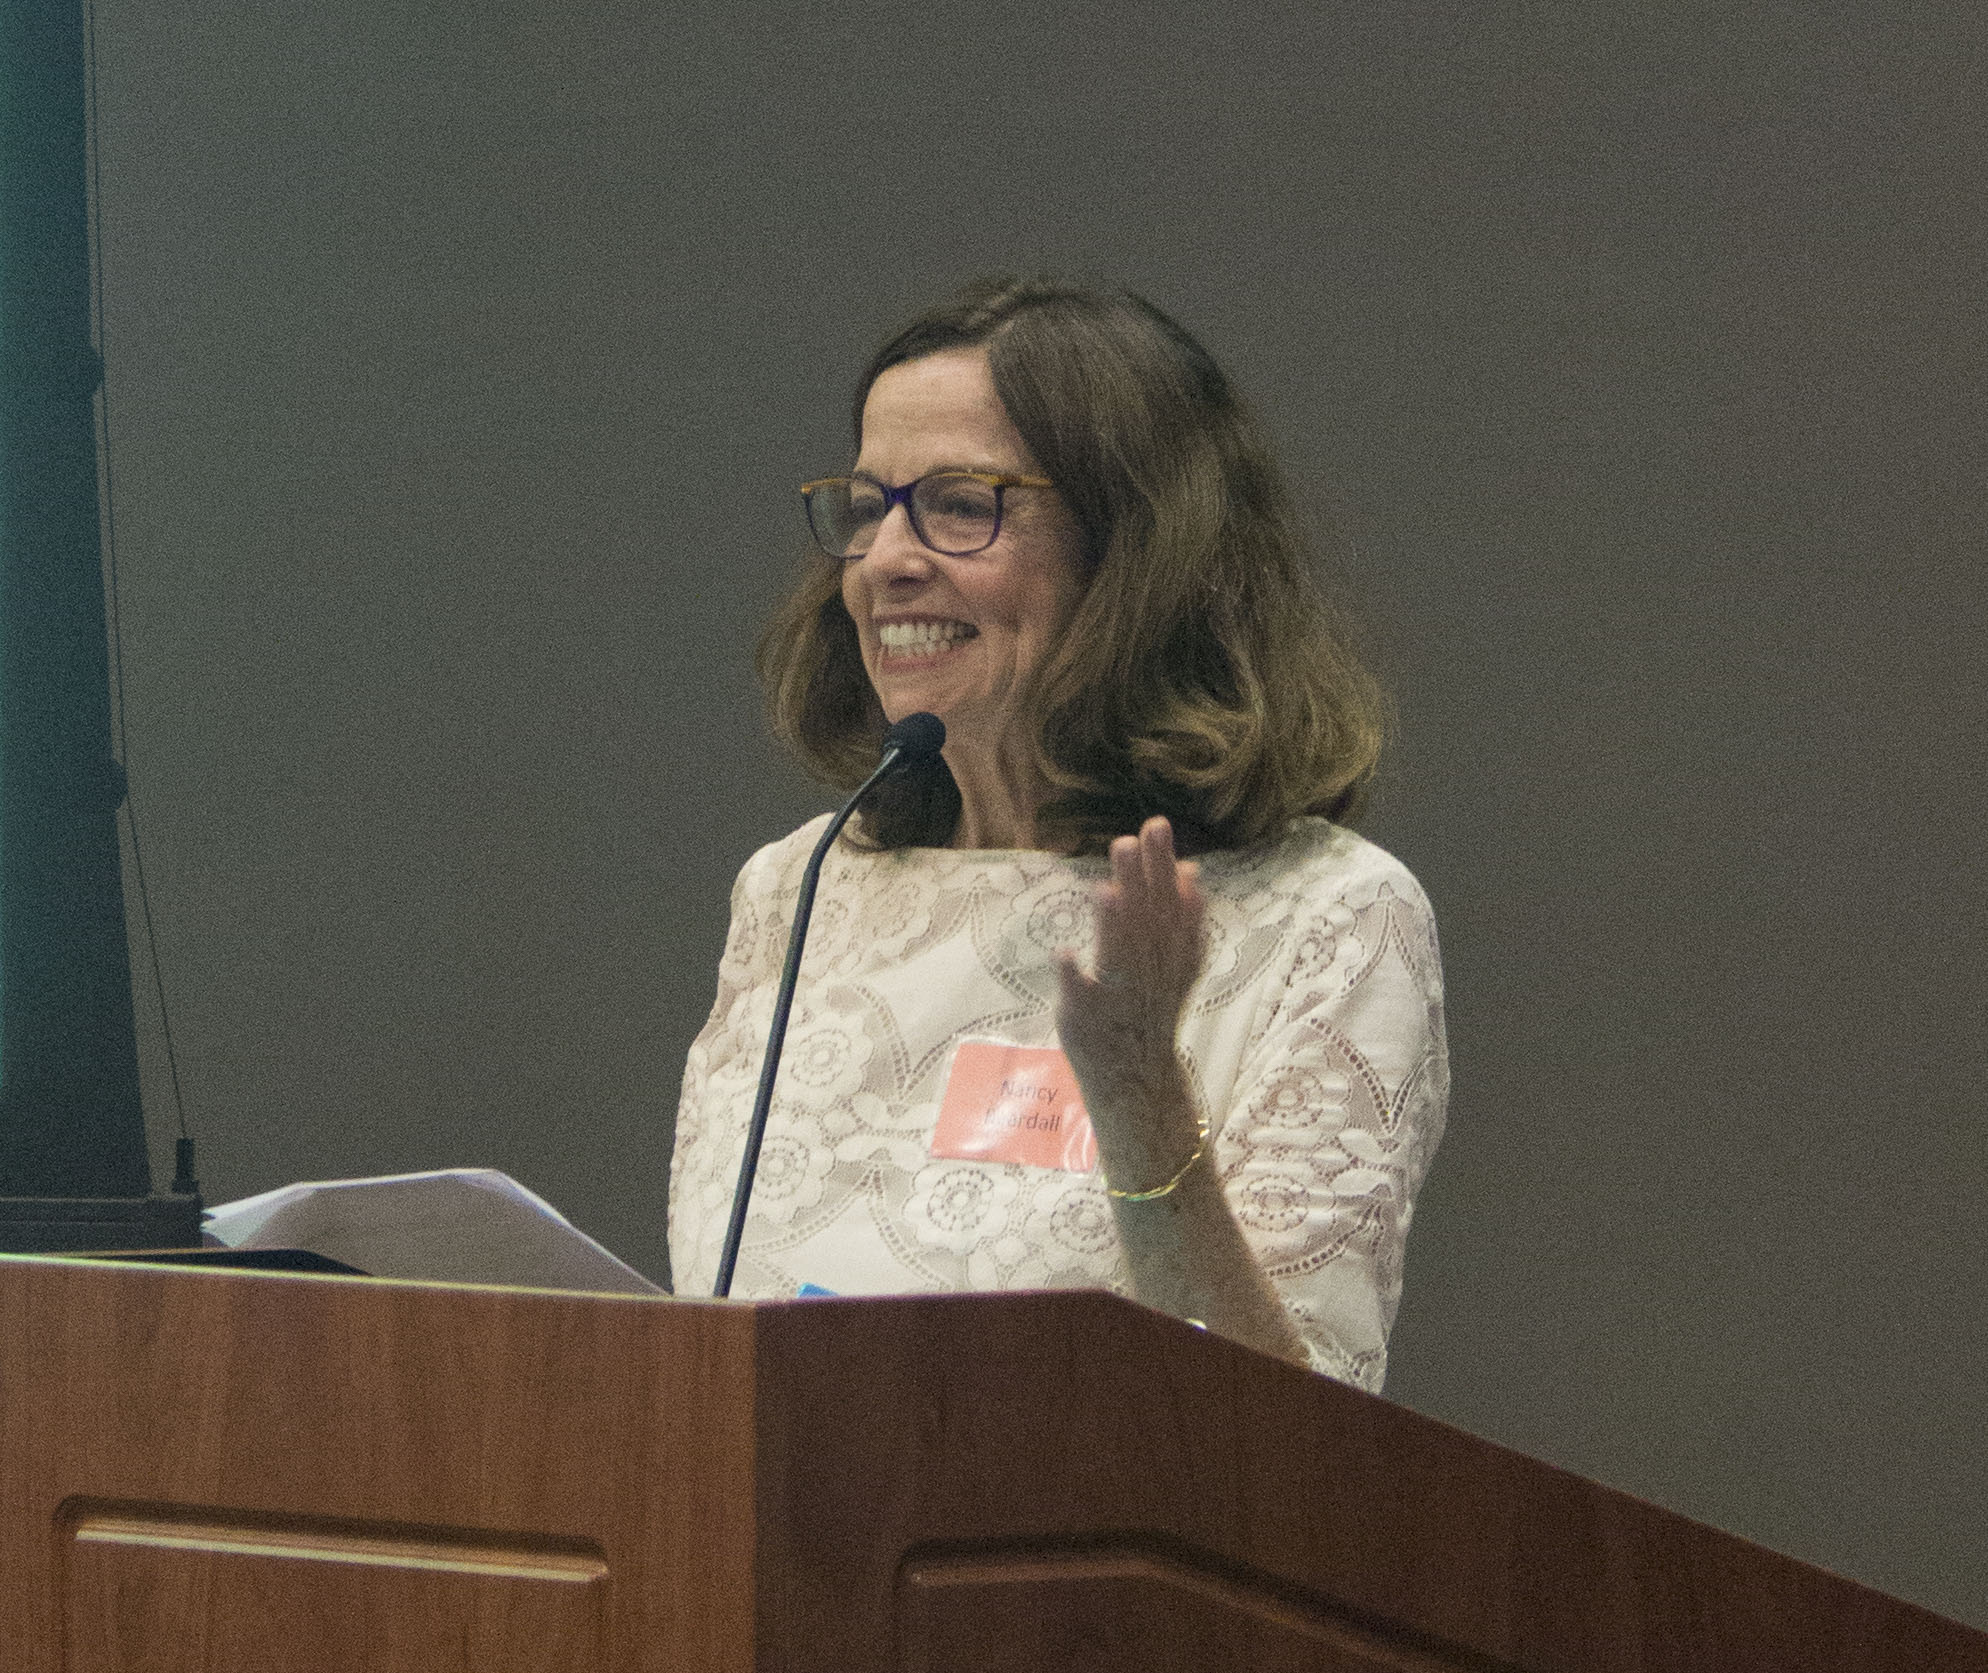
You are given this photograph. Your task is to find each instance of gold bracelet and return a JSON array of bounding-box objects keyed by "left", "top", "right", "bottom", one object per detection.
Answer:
[{"left": 1105, "top": 1115, "right": 1211, "bottom": 1203}]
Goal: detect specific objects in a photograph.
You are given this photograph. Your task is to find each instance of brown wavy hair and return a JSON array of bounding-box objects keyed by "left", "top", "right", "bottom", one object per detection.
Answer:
[{"left": 757, "top": 275, "right": 1389, "bottom": 854}]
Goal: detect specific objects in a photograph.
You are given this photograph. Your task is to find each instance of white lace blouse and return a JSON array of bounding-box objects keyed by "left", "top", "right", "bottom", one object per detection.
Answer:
[{"left": 669, "top": 815, "right": 1448, "bottom": 1391}]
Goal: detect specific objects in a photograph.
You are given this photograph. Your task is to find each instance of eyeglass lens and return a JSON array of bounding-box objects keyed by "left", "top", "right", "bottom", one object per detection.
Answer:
[{"left": 808, "top": 476, "right": 1002, "bottom": 558}]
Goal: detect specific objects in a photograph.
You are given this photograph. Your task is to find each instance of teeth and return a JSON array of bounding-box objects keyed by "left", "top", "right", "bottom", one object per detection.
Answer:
[{"left": 877, "top": 620, "right": 974, "bottom": 656}]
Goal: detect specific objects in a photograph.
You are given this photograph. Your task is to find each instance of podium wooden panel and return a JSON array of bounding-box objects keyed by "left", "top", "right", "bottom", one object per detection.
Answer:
[{"left": 1, "top": 1255, "right": 1981, "bottom": 1672}]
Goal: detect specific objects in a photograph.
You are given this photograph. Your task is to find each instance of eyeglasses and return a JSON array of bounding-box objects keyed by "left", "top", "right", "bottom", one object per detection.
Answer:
[{"left": 799, "top": 471, "right": 1054, "bottom": 560}]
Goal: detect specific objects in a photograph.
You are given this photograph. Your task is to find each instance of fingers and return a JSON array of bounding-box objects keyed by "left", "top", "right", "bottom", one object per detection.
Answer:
[
  {"left": 1099, "top": 829, "right": 1154, "bottom": 982},
  {"left": 1140, "top": 815, "right": 1176, "bottom": 898},
  {"left": 1133, "top": 818, "right": 1202, "bottom": 937},
  {"left": 1090, "top": 867, "right": 1134, "bottom": 987},
  {"left": 1108, "top": 818, "right": 1176, "bottom": 917},
  {"left": 1109, "top": 831, "right": 1145, "bottom": 911},
  {"left": 1092, "top": 818, "right": 1205, "bottom": 985}
]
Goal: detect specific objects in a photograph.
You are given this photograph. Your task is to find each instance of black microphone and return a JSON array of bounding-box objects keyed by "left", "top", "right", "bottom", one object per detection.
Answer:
[{"left": 712, "top": 712, "right": 946, "bottom": 1297}]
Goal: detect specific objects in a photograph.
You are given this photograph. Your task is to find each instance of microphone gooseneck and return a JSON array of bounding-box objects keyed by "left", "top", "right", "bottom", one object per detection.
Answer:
[{"left": 712, "top": 713, "right": 946, "bottom": 1297}]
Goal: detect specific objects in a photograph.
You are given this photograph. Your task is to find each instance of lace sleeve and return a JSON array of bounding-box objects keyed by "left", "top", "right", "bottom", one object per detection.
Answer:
[
  {"left": 1212, "top": 873, "right": 1449, "bottom": 1391},
  {"left": 669, "top": 836, "right": 802, "bottom": 1258}
]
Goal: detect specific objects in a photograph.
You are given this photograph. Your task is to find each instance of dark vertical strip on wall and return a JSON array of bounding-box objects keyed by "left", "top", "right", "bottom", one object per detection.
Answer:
[{"left": 0, "top": 0, "right": 150, "bottom": 1194}]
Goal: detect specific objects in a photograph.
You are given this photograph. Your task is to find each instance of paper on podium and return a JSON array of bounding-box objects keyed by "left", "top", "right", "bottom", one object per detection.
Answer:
[{"left": 203, "top": 1168, "right": 667, "bottom": 1296}]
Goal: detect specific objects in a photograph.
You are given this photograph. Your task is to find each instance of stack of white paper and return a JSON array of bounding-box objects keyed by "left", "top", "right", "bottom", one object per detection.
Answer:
[{"left": 203, "top": 1168, "right": 667, "bottom": 1297}]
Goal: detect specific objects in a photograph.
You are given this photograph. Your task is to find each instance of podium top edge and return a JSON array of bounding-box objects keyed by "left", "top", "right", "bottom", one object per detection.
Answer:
[
  {"left": 0, "top": 1255, "right": 1240, "bottom": 1328},
  {"left": 0, "top": 1251, "right": 686, "bottom": 1305}
]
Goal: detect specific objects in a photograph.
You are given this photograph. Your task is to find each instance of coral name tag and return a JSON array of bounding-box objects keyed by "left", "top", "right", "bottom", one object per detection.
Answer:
[{"left": 931, "top": 1041, "right": 1098, "bottom": 1173}]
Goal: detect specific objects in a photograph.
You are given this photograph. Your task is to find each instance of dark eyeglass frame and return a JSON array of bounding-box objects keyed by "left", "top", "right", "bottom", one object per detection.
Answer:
[{"left": 799, "top": 470, "right": 1055, "bottom": 560}]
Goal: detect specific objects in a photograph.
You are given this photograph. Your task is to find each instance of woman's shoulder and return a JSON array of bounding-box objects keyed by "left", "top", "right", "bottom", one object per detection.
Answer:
[
  {"left": 758, "top": 811, "right": 838, "bottom": 864},
  {"left": 736, "top": 811, "right": 975, "bottom": 885},
  {"left": 1202, "top": 817, "right": 1435, "bottom": 919},
  {"left": 729, "top": 812, "right": 836, "bottom": 897}
]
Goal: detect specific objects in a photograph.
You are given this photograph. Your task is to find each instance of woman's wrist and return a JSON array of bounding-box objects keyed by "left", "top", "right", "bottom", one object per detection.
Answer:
[
  {"left": 1083, "top": 1056, "right": 1205, "bottom": 1199},
  {"left": 1105, "top": 1112, "right": 1209, "bottom": 1201}
]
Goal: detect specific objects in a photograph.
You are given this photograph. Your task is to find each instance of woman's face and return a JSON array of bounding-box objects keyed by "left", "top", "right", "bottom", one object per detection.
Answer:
[{"left": 841, "top": 347, "right": 1086, "bottom": 757}]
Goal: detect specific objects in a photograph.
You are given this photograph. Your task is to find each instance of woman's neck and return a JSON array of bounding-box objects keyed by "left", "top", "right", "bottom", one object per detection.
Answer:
[{"left": 944, "top": 736, "right": 1054, "bottom": 852}]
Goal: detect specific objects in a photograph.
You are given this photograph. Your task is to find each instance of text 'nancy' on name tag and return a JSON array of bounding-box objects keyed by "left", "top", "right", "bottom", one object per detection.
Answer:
[{"left": 930, "top": 1040, "right": 1099, "bottom": 1174}]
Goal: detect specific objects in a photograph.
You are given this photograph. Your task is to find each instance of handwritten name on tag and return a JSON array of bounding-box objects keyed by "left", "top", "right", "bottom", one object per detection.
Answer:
[{"left": 930, "top": 1041, "right": 1098, "bottom": 1174}]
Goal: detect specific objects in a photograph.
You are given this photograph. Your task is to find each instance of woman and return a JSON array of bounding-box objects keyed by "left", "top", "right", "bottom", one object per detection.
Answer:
[{"left": 670, "top": 276, "right": 1447, "bottom": 1390}]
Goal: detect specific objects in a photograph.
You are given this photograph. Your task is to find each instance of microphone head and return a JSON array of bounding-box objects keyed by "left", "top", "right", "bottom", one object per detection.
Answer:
[{"left": 883, "top": 711, "right": 946, "bottom": 761}]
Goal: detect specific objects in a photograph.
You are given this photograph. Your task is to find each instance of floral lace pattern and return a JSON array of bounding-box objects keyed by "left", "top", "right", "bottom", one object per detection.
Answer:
[{"left": 669, "top": 816, "right": 1448, "bottom": 1391}]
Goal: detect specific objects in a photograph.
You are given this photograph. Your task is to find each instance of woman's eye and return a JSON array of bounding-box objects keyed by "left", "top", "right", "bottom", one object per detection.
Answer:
[{"left": 931, "top": 487, "right": 996, "bottom": 521}]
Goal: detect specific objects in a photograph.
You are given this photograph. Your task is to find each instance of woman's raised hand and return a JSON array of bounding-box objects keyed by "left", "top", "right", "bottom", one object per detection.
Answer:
[
  {"left": 1055, "top": 817, "right": 1305, "bottom": 1362},
  {"left": 1055, "top": 817, "right": 1208, "bottom": 1182}
]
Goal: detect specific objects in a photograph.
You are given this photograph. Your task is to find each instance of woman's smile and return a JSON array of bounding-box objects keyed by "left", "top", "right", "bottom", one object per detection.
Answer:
[{"left": 874, "top": 616, "right": 979, "bottom": 663}]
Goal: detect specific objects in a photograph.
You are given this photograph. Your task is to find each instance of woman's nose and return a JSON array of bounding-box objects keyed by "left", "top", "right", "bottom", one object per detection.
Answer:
[{"left": 860, "top": 504, "right": 935, "bottom": 577}]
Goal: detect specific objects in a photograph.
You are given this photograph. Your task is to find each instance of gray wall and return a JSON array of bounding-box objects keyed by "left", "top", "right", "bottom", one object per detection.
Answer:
[{"left": 93, "top": 0, "right": 1986, "bottom": 1629}]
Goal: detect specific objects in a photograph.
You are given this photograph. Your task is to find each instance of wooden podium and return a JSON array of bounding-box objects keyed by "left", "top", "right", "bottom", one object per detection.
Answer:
[{"left": 1, "top": 1255, "right": 1981, "bottom": 1672}]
